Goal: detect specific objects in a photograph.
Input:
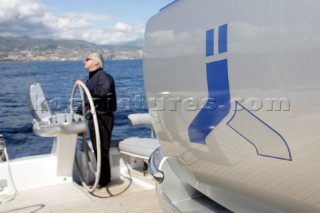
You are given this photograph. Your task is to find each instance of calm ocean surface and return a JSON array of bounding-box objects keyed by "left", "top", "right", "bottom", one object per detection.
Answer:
[{"left": 0, "top": 60, "right": 149, "bottom": 159}]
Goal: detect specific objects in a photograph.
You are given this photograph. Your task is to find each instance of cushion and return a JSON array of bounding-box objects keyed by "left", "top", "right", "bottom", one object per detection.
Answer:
[{"left": 119, "top": 137, "right": 160, "bottom": 159}]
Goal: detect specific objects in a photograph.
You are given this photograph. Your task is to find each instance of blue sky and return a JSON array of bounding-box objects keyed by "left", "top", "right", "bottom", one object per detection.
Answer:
[
  {"left": 42, "top": 0, "right": 171, "bottom": 25},
  {"left": 0, "top": 0, "right": 173, "bottom": 44}
]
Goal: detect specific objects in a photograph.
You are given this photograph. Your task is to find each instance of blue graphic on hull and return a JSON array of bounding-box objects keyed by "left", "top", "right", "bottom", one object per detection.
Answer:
[
  {"left": 188, "top": 24, "right": 230, "bottom": 144},
  {"left": 187, "top": 24, "right": 291, "bottom": 161},
  {"left": 218, "top": 24, "right": 228, "bottom": 54},
  {"left": 227, "top": 102, "right": 292, "bottom": 161},
  {"left": 206, "top": 29, "right": 214, "bottom": 56}
]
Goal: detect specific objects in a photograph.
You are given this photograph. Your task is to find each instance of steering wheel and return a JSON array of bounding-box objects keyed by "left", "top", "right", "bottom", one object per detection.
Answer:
[{"left": 70, "top": 80, "right": 101, "bottom": 193}]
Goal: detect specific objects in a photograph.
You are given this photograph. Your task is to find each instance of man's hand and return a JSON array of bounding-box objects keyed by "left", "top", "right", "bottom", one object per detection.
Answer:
[{"left": 75, "top": 80, "right": 82, "bottom": 85}]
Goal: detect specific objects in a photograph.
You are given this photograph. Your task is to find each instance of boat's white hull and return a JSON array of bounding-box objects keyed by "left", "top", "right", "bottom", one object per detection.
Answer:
[{"left": 145, "top": 0, "right": 320, "bottom": 212}]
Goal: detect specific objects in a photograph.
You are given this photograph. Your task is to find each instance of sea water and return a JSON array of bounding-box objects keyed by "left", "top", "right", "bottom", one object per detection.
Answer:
[{"left": 0, "top": 60, "right": 149, "bottom": 159}]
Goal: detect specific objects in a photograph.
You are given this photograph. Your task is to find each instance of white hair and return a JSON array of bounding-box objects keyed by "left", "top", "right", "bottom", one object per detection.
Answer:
[{"left": 90, "top": 53, "right": 104, "bottom": 68}]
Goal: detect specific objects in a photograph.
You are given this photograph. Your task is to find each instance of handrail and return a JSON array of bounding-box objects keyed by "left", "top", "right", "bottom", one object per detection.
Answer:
[{"left": 148, "top": 147, "right": 164, "bottom": 184}]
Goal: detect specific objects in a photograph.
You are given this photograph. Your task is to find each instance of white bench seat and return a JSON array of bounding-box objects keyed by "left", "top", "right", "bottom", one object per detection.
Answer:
[
  {"left": 119, "top": 137, "right": 160, "bottom": 160},
  {"left": 118, "top": 113, "right": 159, "bottom": 160}
]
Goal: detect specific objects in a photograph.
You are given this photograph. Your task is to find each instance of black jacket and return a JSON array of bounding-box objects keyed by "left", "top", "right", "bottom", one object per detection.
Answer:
[{"left": 77, "top": 68, "right": 117, "bottom": 115}]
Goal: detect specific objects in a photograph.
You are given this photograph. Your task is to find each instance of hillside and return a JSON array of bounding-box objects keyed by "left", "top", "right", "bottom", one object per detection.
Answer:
[{"left": 0, "top": 37, "right": 143, "bottom": 61}]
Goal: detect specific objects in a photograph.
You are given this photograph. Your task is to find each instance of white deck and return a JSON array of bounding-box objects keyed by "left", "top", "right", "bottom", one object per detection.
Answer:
[{"left": 0, "top": 173, "right": 163, "bottom": 213}]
